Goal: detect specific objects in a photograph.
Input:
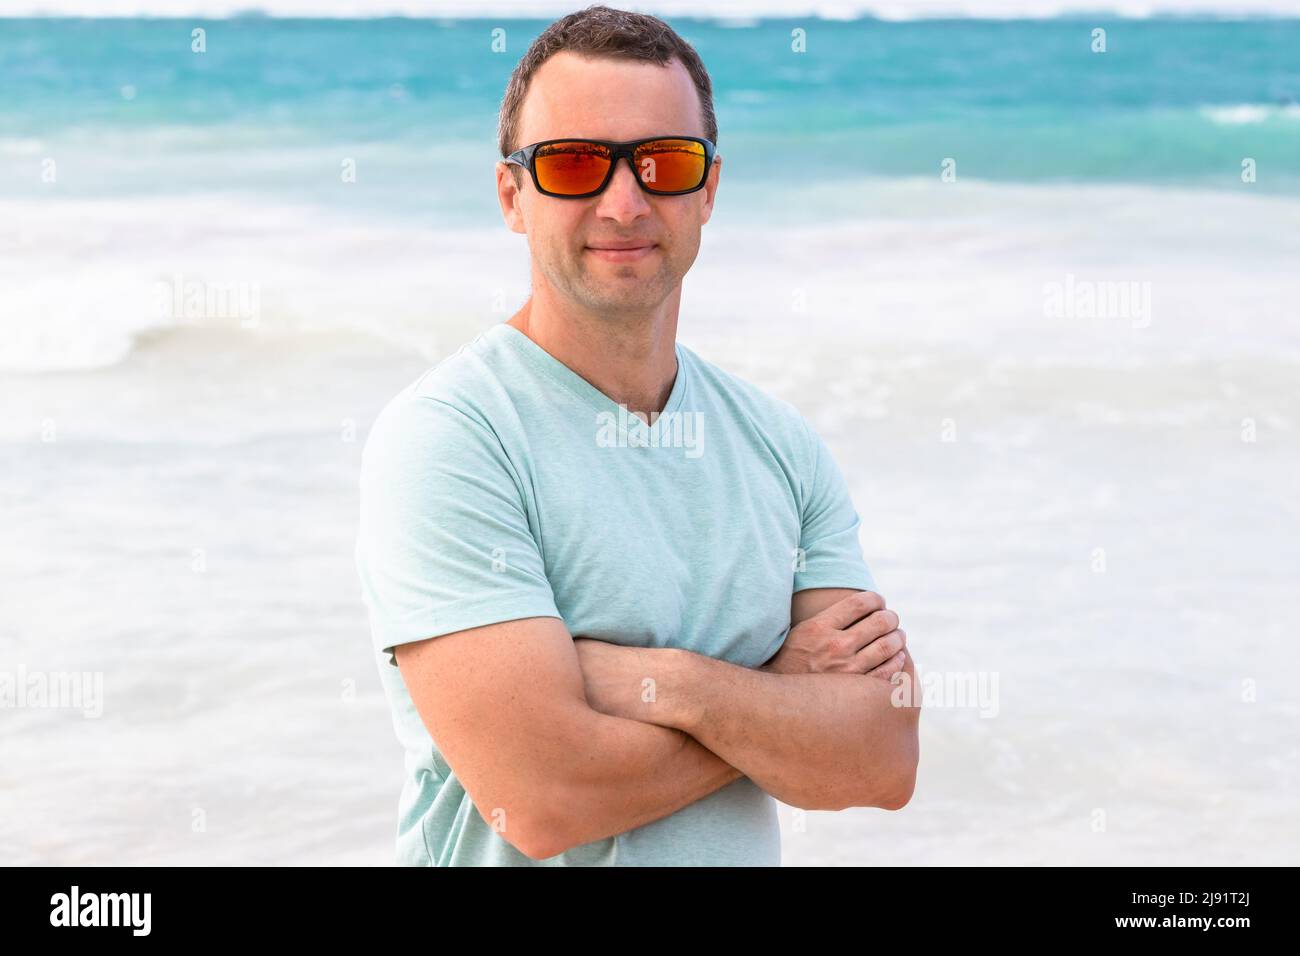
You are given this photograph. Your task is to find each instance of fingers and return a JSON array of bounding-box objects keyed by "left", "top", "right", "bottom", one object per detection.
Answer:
[
  {"left": 817, "top": 590, "right": 885, "bottom": 630},
  {"left": 845, "top": 607, "right": 900, "bottom": 647},
  {"left": 867, "top": 648, "right": 907, "bottom": 682},
  {"left": 852, "top": 628, "right": 907, "bottom": 673}
]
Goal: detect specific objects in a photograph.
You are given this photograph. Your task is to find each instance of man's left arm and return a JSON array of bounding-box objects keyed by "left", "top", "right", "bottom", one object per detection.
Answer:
[
  {"left": 718, "top": 416, "right": 918, "bottom": 810},
  {"left": 583, "top": 639, "right": 919, "bottom": 812}
]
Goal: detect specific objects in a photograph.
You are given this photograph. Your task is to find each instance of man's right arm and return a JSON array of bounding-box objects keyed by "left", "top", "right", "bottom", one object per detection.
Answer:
[
  {"left": 394, "top": 614, "right": 743, "bottom": 861},
  {"left": 396, "top": 589, "right": 907, "bottom": 860}
]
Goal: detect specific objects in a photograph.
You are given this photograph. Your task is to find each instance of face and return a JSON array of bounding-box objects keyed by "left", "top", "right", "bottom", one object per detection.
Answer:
[{"left": 497, "top": 51, "right": 721, "bottom": 319}]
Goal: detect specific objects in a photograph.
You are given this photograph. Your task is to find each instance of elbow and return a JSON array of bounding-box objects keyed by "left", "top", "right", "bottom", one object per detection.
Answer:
[
  {"left": 520, "top": 798, "right": 588, "bottom": 860},
  {"left": 828, "top": 774, "right": 914, "bottom": 813},
  {"left": 473, "top": 791, "right": 573, "bottom": 862},
  {"left": 872, "top": 672, "right": 921, "bottom": 810},
  {"left": 498, "top": 807, "right": 577, "bottom": 862},
  {"left": 477, "top": 708, "right": 612, "bottom": 860},
  {"left": 846, "top": 729, "right": 919, "bottom": 812},
  {"left": 495, "top": 816, "right": 570, "bottom": 863},
  {"left": 798, "top": 721, "right": 921, "bottom": 812},
  {"left": 515, "top": 831, "right": 567, "bottom": 863},
  {"left": 875, "top": 734, "right": 920, "bottom": 810},
  {"left": 875, "top": 762, "right": 917, "bottom": 811},
  {"left": 484, "top": 785, "right": 588, "bottom": 862}
]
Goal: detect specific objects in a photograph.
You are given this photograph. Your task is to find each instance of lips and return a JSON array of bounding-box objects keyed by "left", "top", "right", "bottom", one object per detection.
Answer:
[{"left": 586, "top": 242, "right": 657, "bottom": 262}]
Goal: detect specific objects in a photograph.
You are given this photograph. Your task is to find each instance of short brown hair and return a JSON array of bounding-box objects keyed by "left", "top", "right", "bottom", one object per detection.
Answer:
[{"left": 497, "top": 4, "right": 718, "bottom": 163}]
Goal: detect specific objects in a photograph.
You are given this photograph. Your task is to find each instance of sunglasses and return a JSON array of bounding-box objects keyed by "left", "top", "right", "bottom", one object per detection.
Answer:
[{"left": 504, "top": 135, "right": 716, "bottom": 199}]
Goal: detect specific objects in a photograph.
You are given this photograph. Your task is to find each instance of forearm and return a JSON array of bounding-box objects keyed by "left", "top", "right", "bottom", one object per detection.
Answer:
[
  {"left": 535, "top": 702, "right": 743, "bottom": 858},
  {"left": 633, "top": 647, "right": 920, "bottom": 811}
]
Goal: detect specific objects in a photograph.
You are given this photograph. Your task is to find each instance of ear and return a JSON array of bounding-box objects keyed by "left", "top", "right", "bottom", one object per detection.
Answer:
[
  {"left": 698, "top": 154, "right": 722, "bottom": 226},
  {"left": 496, "top": 162, "right": 527, "bottom": 235}
]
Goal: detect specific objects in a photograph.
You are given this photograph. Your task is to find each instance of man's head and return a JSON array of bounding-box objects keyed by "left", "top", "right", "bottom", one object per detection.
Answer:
[{"left": 496, "top": 5, "right": 721, "bottom": 320}]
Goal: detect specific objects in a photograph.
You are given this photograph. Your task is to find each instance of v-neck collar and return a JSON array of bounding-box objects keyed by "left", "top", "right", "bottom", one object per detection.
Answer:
[{"left": 490, "top": 322, "right": 689, "bottom": 438}]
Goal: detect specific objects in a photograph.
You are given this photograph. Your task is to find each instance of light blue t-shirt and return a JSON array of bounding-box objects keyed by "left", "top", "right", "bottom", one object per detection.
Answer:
[{"left": 355, "top": 322, "right": 876, "bottom": 866}]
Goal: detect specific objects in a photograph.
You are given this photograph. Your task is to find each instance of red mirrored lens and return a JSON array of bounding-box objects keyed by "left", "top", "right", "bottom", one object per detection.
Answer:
[
  {"left": 634, "top": 139, "right": 707, "bottom": 193},
  {"left": 534, "top": 142, "right": 613, "bottom": 195}
]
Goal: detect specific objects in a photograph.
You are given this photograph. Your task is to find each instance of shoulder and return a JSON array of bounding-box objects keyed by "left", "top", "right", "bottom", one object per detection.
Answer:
[
  {"left": 361, "top": 331, "right": 514, "bottom": 477},
  {"left": 679, "top": 342, "right": 816, "bottom": 459}
]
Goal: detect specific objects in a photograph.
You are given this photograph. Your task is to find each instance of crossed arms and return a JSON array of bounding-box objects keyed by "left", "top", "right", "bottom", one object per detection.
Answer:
[{"left": 394, "top": 586, "right": 921, "bottom": 861}]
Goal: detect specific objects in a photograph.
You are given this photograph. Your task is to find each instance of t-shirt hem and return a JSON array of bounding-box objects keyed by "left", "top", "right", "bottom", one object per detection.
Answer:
[
  {"left": 376, "top": 595, "right": 564, "bottom": 666},
  {"left": 792, "top": 563, "right": 877, "bottom": 594}
]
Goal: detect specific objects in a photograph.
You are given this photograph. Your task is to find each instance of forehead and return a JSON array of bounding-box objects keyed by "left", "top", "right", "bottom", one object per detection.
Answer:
[{"left": 516, "top": 51, "right": 705, "bottom": 145}]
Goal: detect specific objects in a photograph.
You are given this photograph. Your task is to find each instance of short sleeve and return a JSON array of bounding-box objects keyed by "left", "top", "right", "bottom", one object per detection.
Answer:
[
  {"left": 793, "top": 417, "right": 878, "bottom": 594},
  {"left": 355, "top": 392, "right": 561, "bottom": 667}
]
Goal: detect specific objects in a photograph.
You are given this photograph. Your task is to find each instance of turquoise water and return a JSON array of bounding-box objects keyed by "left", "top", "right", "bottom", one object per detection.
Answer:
[{"left": 2, "top": 16, "right": 1298, "bottom": 222}]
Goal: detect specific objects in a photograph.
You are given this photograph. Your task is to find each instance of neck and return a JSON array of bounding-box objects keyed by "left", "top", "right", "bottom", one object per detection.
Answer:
[{"left": 506, "top": 281, "right": 681, "bottom": 420}]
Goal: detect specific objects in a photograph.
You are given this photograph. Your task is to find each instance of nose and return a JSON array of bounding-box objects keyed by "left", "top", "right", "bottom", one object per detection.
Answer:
[{"left": 592, "top": 154, "right": 652, "bottom": 225}]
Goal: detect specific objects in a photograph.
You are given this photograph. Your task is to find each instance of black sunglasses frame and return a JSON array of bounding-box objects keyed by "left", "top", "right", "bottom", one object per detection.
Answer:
[{"left": 503, "top": 135, "right": 717, "bottom": 199}]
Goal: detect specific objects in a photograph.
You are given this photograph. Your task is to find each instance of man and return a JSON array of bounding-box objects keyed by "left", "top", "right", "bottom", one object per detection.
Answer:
[{"left": 355, "top": 4, "right": 919, "bottom": 867}]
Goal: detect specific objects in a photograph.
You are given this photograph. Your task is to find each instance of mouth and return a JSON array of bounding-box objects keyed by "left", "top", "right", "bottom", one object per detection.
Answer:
[{"left": 585, "top": 243, "right": 657, "bottom": 263}]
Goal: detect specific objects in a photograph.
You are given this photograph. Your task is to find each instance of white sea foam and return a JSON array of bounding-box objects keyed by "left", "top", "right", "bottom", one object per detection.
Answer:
[
  {"left": 1201, "top": 102, "right": 1300, "bottom": 124},
  {"left": 0, "top": 137, "right": 44, "bottom": 155},
  {"left": 4, "top": 178, "right": 1299, "bottom": 376}
]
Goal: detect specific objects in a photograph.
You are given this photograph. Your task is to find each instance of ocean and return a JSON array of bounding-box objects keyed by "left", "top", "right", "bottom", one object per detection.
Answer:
[{"left": 2, "top": 14, "right": 1298, "bottom": 864}]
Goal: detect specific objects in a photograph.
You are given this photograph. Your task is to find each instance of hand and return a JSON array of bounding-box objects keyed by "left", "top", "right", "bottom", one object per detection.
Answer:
[
  {"left": 572, "top": 638, "right": 669, "bottom": 722},
  {"left": 761, "top": 591, "right": 906, "bottom": 681}
]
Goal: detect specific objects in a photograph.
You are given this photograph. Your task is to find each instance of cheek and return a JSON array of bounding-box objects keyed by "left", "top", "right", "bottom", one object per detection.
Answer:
[
  {"left": 663, "top": 205, "right": 701, "bottom": 242},
  {"left": 539, "top": 210, "right": 587, "bottom": 254},
  {"left": 667, "top": 222, "right": 703, "bottom": 273},
  {"left": 662, "top": 214, "right": 700, "bottom": 258},
  {"left": 524, "top": 220, "right": 561, "bottom": 262}
]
